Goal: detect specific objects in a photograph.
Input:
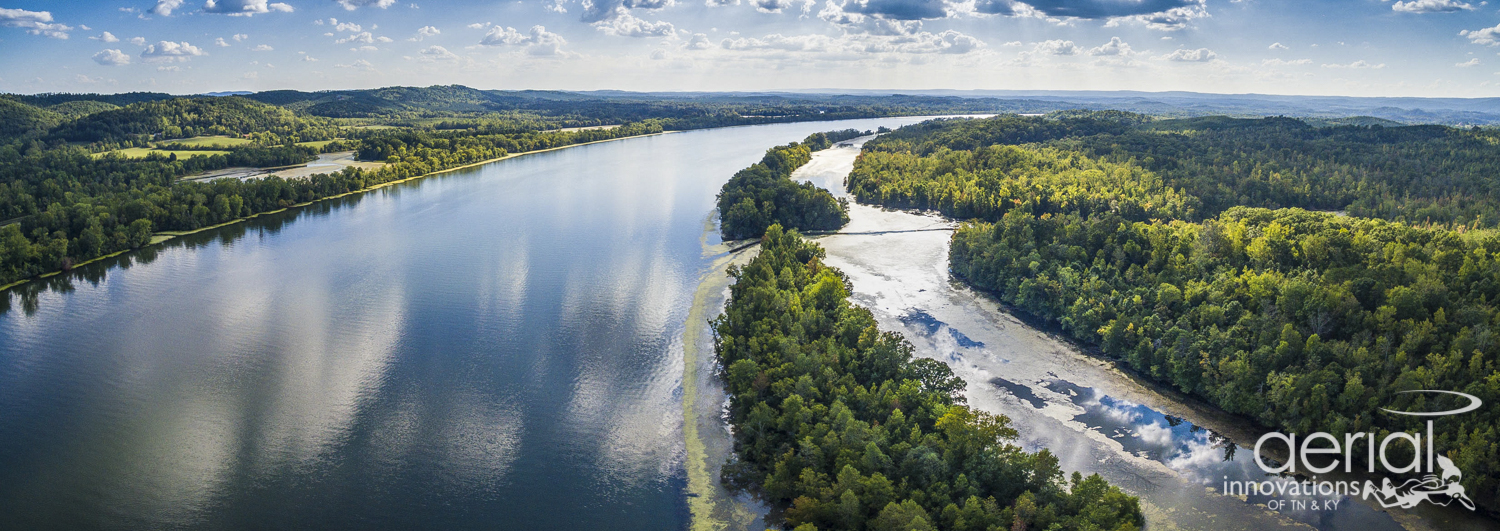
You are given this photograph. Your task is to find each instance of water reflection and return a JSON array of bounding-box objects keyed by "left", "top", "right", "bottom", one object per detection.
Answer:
[{"left": 0, "top": 117, "right": 941, "bottom": 530}]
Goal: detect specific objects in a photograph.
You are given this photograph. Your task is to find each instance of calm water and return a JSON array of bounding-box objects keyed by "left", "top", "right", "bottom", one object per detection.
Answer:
[{"left": 0, "top": 118, "right": 933, "bottom": 530}]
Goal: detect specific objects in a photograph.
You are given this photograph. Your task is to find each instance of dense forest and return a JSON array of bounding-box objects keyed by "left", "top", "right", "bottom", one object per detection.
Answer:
[
  {"left": 849, "top": 114, "right": 1500, "bottom": 512},
  {"left": 714, "top": 224, "right": 1143, "bottom": 531},
  {"left": 716, "top": 129, "right": 867, "bottom": 240}
]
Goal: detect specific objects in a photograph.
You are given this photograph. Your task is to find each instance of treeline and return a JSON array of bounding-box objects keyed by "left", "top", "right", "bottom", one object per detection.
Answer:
[
  {"left": 45, "top": 97, "right": 340, "bottom": 144},
  {"left": 0, "top": 121, "right": 663, "bottom": 285},
  {"left": 714, "top": 225, "right": 1143, "bottom": 531},
  {"left": 849, "top": 113, "right": 1500, "bottom": 512},
  {"left": 847, "top": 144, "right": 1195, "bottom": 223},
  {"left": 716, "top": 130, "right": 867, "bottom": 240},
  {"left": 863, "top": 114, "right": 1500, "bottom": 228}
]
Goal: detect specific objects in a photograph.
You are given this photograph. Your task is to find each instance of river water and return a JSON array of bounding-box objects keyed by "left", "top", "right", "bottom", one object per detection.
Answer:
[{"left": 0, "top": 118, "right": 933, "bottom": 531}]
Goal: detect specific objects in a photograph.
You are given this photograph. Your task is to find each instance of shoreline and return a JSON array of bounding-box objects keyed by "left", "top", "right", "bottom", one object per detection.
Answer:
[{"left": 0, "top": 130, "right": 679, "bottom": 294}]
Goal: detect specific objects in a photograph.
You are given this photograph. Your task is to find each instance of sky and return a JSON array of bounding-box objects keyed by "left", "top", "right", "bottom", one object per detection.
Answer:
[{"left": 4, "top": 0, "right": 1500, "bottom": 97}]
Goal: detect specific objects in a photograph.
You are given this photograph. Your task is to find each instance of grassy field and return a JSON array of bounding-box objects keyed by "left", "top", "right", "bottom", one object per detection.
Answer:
[
  {"left": 93, "top": 148, "right": 231, "bottom": 159},
  {"left": 295, "top": 139, "right": 340, "bottom": 149},
  {"left": 159, "top": 135, "right": 254, "bottom": 148}
]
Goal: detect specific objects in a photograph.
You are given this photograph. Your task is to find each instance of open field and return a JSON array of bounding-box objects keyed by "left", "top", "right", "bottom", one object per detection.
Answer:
[
  {"left": 93, "top": 148, "right": 231, "bottom": 159},
  {"left": 295, "top": 139, "right": 340, "bottom": 149},
  {"left": 161, "top": 135, "right": 254, "bottom": 148}
]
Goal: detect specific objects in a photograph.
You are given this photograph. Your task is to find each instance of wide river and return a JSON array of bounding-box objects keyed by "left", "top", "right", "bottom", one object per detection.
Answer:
[{"left": 2, "top": 120, "right": 1495, "bottom": 530}]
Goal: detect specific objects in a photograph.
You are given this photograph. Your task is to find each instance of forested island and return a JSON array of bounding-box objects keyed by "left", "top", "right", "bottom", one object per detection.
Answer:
[
  {"left": 714, "top": 224, "right": 1143, "bottom": 531},
  {"left": 847, "top": 113, "right": 1500, "bottom": 513},
  {"left": 0, "top": 87, "right": 1017, "bottom": 287},
  {"left": 716, "top": 128, "right": 869, "bottom": 240}
]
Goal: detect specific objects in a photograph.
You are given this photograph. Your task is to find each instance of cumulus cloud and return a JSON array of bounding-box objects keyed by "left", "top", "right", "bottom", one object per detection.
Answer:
[
  {"left": 92, "top": 49, "right": 132, "bottom": 65},
  {"left": 252, "top": 44, "right": 273, "bottom": 51},
  {"left": 547, "top": 0, "right": 568, "bottom": 12},
  {"left": 1457, "top": 57, "right": 1481, "bottom": 67},
  {"left": 480, "top": 24, "right": 570, "bottom": 56},
  {"left": 151, "top": 0, "right": 185, "bottom": 16},
  {"left": 234, "top": 33, "right": 249, "bottom": 41},
  {"left": 336, "top": 0, "right": 396, "bottom": 9},
  {"left": 1461, "top": 23, "right": 1500, "bottom": 46},
  {"left": 0, "top": 7, "right": 73, "bottom": 39},
  {"left": 203, "top": 0, "right": 295, "bottom": 16},
  {"left": 838, "top": 0, "right": 949, "bottom": 20},
  {"left": 650, "top": 48, "right": 668, "bottom": 60},
  {"left": 751, "top": 0, "right": 797, "bottom": 13},
  {"left": 1160, "top": 47, "right": 1215, "bottom": 61},
  {"left": 419, "top": 45, "right": 459, "bottom": 61},
  {"left": 687, "top": 32, "right": 711, "bottom": 49},
  {"left": 1269, "top": 42, "right": 1288, "bottom": 50},
  {"left": 580, "top": 0, "right": 676, "bottom": 23},
  {"left": 413, "top": 25, "right": 440, "bottom": 40},
  {"left": 1261, "top": 58, "right": 1311, "bottom": 66},
  {"left": 1086, "top": 36, "right": 1131, "bottom": 56},
  {"left": 1392, "top": 0, "right": 1474, "bottom": 13},
  {"left": 1034, "top": 39, "right": 1079, "bottom": 56},
  {"left": 337, "top": 31, "right": 376, "bottom": 43},
  {"left": 594, "top": 12, "right": 675, "bottom": 37},
  {"left": 129, "top": 36, "right": 147, "bottom": 46},
  {"left": 1321, "top": 60, "right": 1385, "bottom": 69},
  {"left": 90, "top": 31, "right": 120, "bottom": 42},
  {"left": 140, "top": 40, "right": 208, "bottom": 62},
  {"left": 977, "top": 0, "right": 1206, "bottom": 30},
  {"left": 215, "top": 37, "right": 231, "bottom": 46}
]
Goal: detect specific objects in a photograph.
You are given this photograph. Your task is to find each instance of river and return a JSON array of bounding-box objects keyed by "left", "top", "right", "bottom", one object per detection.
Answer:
[{"left": 0, "top": 118, "right": 932, "bottom": 531}]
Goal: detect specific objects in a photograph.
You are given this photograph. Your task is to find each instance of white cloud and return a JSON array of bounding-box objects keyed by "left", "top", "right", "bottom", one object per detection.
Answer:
[
  {"left": 252, "top": 44, "right": 274, "bottom": 51},
  {"left": 377, "top": 35, "right": 393, "bottom": 42},
  {"left": 337, "top": 31, "right": 376, "bottom": 44},
  {"left": 593, "top": 12, "right": 675, "bottom": 37},
  {"left": 0, "top": 8, "right": 73, "bottom": 39},
  {"left": 140, "top": 40, "right": 208, "bottom": 62},
  {"left": 1392, "top": 0, "right": 1474, "bottom": 13},
  {"left": 651, "top": 48, "right": 668, "bottom": 60},
  {"left": 215, "top": 37, "right": 231, "bottom": 46},
  {"left": 414, "top": 25, "right": 440, "bottom": 40},
  {"left": 721, "top": 29, "right": 983, "bottom": 55},
  {"left": 301, "top": 53, "right": 318, "bottom": 61},
  {"left": 157, "top": 65, "right": 180, "bottom": 71},
  {"left": 751, "top": 0, "right": 795, "bottom": 13},
  {"left": 92, "top": 49, "right": 132, "bottom": 66},
  {"left": 1261, "top": 58, "right": 1311, "bottom": 66},
  {"left": 419, "top": 45, "right": 459, "bottom": 61},
  {"left": 1034, "top": 39, "right": 1080, "bottom": 56},
  {"left": 1458, "top": 58, "right": 1481, "bottom": 67},
  {"left": 1321, "top": 60, "right": 1385, "bottom": 69},
  {"left": 547, "top": 0, "right": 568, "bottom": 12},
  {"left": 1160, "top": 47, "right": 1216, "bottom": 61},
  {"left": 336, "top": 0, "right": 396, "bottom": 9},
  {"left": 203, "top": 0, "right": 295, "bottom": 16},
  {"left": 1269, "top": 42, "right": 1288, "bottom": 50},
  {"left": 334, "top": 20, "right": 362, "bottom": 32},
  {"left": 687, "top": 32, "right": 711, "bottom": 50},
  {"left": 335, "top": 59, "right": 376, "bottom": 69},
  {"left": 1461, "top": 23, "right": 1500, "bottom": 46},
  {"left": 467, "top": 22, "right": 489, "bottom": 29},
  {"left": 351, "top": 45, "right": 378, "bottom": 51},
  {"left": 1086, "top": 36, "right": 1132, "bottom": 56},
  {"left": 90, "top": 31, "right": 120, "bottom": 42},
  {"left": 151, "top": 0, "right": 185, "bottom": 16},
  {"left": 234, "top": 33, "right": 249, "bottom": 41},
  {"left": 129, "top": 36, "right": 147, "bottom": 46},
  {"left": 480, "top": 24, "right": 570, "bottom": 56}
]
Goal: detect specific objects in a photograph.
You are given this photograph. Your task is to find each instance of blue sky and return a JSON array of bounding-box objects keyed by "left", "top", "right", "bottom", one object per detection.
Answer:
[{"left": 3, "top": 0, "right": 1500, "bottom": 96}]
